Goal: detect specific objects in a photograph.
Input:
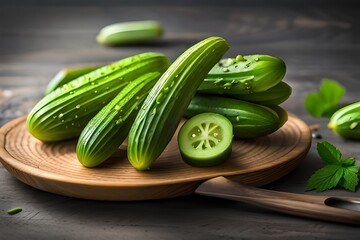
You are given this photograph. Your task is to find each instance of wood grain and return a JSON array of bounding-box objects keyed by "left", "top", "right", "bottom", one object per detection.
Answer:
[
  {"left": 196, "top": 177, "right": 360, "bottom": 225},
  {"left": 0, "top": 114, "right": 311, "bottom": 201}
]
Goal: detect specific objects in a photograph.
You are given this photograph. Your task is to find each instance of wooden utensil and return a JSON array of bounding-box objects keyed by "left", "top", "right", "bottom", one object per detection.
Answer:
[
  {"left": 196, "top": 176, "right": 360, "bottom": 225},
  {"left": 0, "top": 114, "right": 310, "bottom": 201}
]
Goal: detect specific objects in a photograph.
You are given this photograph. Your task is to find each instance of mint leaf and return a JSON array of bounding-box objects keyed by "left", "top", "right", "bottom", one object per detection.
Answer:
[
  {"left": 306, "top": 165, "right": 343, "bottom": 192},
  {"left": 338, "top": 167, "right": 359, "bottom": 192},
  {"left": 306, "top": 141, "right": 359, "bottom": 192},
  {"left": 317, "top": 141, "right": 341, "bottom": 165},
  {"left": 304, "top": 79, "right": 345, "bottom": 117},
  {"left": 341, "top": 157, "right": 356, "bottom": 167}
]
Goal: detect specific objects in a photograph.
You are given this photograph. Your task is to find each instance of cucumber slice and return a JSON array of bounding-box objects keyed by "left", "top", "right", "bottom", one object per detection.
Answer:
[{"left": 178, "top": 113, "right": 233, "bottom": 167}]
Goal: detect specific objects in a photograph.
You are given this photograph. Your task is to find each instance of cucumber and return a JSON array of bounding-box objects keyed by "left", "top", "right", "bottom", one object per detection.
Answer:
[
  {"left": 178, "top": 112, "right": 233, "bottom": 167},
  {"left": 328, "top": 101, "right": 360, "bottom": 139},
  {"left": 27, "top": 52, "right": 170, "bottom": 142},
  {"left": 45, "top": 66, "right": 100, "bottom": 95},
  {"left": 97, "top": 20, "right": 163, "bottom": 46},
  {"left": 268, "top": 104, "right": 288, "bottom": 129},
  {"left": 185, "top": 94, "right": 285, "bottom": 138},
  {"left": 230, "top": 81, "right": 292, "bottom": 106},
  {"left": 197, "top": 54, "right": 286, "bottom": 95},
  {"left": 76, "top": 72, "right": 162, "bottom": 167},
  {"left": 127, "top": 36, "right": 229, "bottom": 170}
]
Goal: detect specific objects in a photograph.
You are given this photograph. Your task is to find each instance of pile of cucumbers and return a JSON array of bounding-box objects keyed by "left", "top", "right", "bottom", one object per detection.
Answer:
[{"left": 26, "top": 36, "right": 291, "bottom": 170}]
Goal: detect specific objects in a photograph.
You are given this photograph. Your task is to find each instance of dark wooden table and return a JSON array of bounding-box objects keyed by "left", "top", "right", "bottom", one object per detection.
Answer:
[{"left": 1, "top": 1, "right": 360, "bottom": 239}]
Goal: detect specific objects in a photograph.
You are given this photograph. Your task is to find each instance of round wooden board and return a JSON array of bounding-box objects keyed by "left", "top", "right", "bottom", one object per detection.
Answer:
[{"left": 0, "top": 114, "right": 311, "bottom": 201}]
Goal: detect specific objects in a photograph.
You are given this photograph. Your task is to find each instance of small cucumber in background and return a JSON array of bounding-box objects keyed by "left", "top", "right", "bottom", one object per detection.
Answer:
[
  {"left": 77, "top": 72, "right": 163, "bottom": 167},
  {"left": 96, "top": 20, "right": 164, "bottom": 46},
  {"left": 27, "top": 52, "right": 170, "bottom": 142},
  {"left": 185, "top": 94, "right": 286, "bottom": 138},
  {"left": 230, "top": 81, "right": 292, "bottom": 106},
  {"left": 45, "top": 66, "right": 100, "bottom": 95},
  {"left": 197, "top": 54, "right": 286, "bottom": 95},
  {"left": 178, "top": 113, "right": 233, "bottom": 167},
  {"left": 328, "top": 101, "right": 360, "bottom": 140},
  {"left": 127, "top": 36, "right": 229, "bottom": 170}
]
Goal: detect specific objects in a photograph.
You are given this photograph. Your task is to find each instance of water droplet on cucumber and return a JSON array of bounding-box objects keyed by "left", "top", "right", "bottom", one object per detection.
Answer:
[
  {"left": 58, "top": 113, "right": 64, "bottom": 118},
  {"left": 115, "top": 118, "right": 123, "bottom": 125},
  {"left": 214, "top": 78, "right": 223, "bottom": 84},
  {"left": 223, "top": 82, "right": 232, "bottom": 90},
  {"left": 163, "top": 87, "right": 170, "bottom": 93},
  {"left": 156, "top": 92, "right": 165, "bottom": 104},
  {"left": 235, "top": 55, "right": 246, "bottom": 62},
  {"left": 151, "top": 108, "right": 157, "bottom": 115},
  {"left": 350, "top": 122, "right": 358, "bottom": 129},
  {"left": 76, "top": 104, "right": 81, "bottom": 109},
  {"left": 114, "top": 105, "right": 121, "bottom": 111},
  {"left": 219, "top": 58, "right": 234, "bottom": 67},
  {"left": 236, "top": 116, "right": 240, "bottom": 122}
]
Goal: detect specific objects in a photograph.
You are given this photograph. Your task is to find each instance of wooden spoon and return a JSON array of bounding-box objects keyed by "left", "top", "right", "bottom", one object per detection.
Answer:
[{"left": 195, "top": 176, "right": 360, "bottom": 225}]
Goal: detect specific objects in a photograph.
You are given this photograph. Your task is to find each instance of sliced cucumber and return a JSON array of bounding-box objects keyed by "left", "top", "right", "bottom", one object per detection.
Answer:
[{"left": 178, "top": 113, "right": 233, "bottom": 167}]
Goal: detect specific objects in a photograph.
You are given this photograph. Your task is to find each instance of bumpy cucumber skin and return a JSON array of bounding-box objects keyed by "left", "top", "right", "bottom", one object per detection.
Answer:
[
  {"left": 197, "top": 54, "right": 286, "bottom": 95},
  {"left": 127, "top": 37, "right": 229, "bottom": 170},
  {"left": 76, "top": 72, "right": 163, "bottom": 167},
  {"left": 97, "top": 21, "right": 163, "bottom": 46},
  {"left": 328, "top": 101, "right": 360, "bottom": 139},
  {"left": 185, "top": 94, "right": 285, "bottom": 138},
  {"left": 27, "top": 52, "right": 170, "bottom": 142},
  {"left": 45, "top": 66, "right": 100, "bottom": 95},
  {"left": 231, "top": 81, "right": 292, "bottom": 106}
]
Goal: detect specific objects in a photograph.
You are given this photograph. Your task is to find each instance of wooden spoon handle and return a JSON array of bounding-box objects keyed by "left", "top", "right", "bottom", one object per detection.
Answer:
[{"left": 195, "top": 177, "right": 360, "bottom": 225}]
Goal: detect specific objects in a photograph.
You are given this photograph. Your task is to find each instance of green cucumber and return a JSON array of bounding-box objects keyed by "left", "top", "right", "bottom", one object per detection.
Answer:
[
  {"left": 97, "top": 20, "right": 163, "bottom": 46},
  {"left": 230, "top": 81, "right": 292, "bottom": 106},
  {"left": 178, "top": 112, "right": 233, "bottom": 167},
  {"left": 328, "top": 101, "right": 360, "bottom": 139},
  {"left": 45, "top": 66, "right": 100, "bottom": 95},
  {"left": 197, "top": 54, "right": 286, "bottom": 95},
  {"left": 77, "top": 72, "right": 162, "bottom": 167},
  {"left": 27, "top": 52, "right": 170, "bottom": 142},
  {"left": 185, "top": 94, "right": 285, "bottom": 138},
  {"left": 268, "top": 105, "right": 288, "bottom": 129},
  {"left": 127, "top": 36, "right": 229, "bottom": 170}
]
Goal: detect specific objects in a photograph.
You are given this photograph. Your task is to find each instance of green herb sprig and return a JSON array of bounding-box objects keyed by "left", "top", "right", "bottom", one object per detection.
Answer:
[
  {"left": 304, "top": 79, "right": 345, "bottom": 118},
  {"left": 306, "top": 141, "right": 359, "bottom": 192}
]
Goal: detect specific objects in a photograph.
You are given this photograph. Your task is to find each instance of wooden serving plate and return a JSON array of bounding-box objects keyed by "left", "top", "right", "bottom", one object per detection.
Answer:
[{"left": 0, "top": 114, "right": 311, "bottom": 201}]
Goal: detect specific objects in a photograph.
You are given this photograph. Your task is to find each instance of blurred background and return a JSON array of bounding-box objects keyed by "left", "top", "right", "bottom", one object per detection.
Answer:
[{"left": 0, "top": 0, "right": 358, "bottom": 125}]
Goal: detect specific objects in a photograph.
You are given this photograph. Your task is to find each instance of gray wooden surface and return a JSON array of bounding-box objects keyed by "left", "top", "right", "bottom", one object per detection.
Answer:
[{"left": 1, "top": 1, "right": 360, "bottom": 239}]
